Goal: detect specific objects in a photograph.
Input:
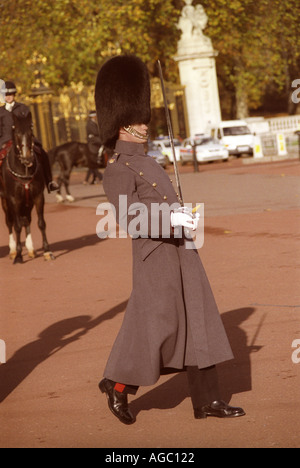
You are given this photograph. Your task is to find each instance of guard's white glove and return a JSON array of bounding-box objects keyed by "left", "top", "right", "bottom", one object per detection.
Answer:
[
  {"left": 171, "top": 207, "right": 200, "bottom": 231},
  {"left": 192, "top": 212, "right": 200, "bottom": 231}
]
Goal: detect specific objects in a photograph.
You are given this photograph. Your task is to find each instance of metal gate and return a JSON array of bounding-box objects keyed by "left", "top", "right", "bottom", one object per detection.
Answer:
[{"left": 19, "top": 78, "right": 189, "bottom": 151}]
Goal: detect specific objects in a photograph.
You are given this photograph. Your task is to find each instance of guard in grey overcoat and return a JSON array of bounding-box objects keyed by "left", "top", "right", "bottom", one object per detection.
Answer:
[
  {"left": 103, "top": 140, "right": 233, "bottom": 384},
  {"left": 95, "top": 55, "right": 245, "bottom": 424}
]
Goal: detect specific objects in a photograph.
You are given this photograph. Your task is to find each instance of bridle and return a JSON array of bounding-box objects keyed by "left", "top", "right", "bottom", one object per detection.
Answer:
[
  {"left": 7, "top": 125, "right": 37, "bottom": 179},
  {"left": 6, "top": 137, "right": 38, "bottom": 207},
  {"left": 13, "top": 125, "right": 35, "bottom": 167},
  {"left": 15, "top": 140, "right": 35, "bottom": 168},
  {"left": 6, "top": 150, "right": 37, "bottom": 180}
]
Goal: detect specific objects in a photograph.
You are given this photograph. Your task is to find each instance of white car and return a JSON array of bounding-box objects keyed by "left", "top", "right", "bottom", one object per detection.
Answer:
[
  {"left": 152, "top": 138, "right": 182, "bottom": 164},
  {"left": 180, "top": 136, "right": 229, "bottom": 163},
  {"left": 146, "top": 141, "right": 168, "bottom": 168},
  {"left": 210, "top": 120, "right": 254, "bottom": 157}
]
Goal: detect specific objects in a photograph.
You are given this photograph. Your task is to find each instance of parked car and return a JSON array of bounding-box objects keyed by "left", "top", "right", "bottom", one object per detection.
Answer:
[
  {"left": 152, "top": 137, "right": 182, "bottom": 164},
  {"left": 180, "top": 136, "right": 229, "bottom": 163},
  {"left": 210, "top": 120, "right": 254, "bottom": 157},
  {"left": 146, "top": 141, "right": 168, "bottom": 168}
]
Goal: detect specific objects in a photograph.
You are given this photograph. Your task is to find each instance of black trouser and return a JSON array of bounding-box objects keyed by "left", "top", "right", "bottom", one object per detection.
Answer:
[
  {"left": 110, "top": 365, "right": 221, "bottom": 409},
  {"left": 186, "top": 365, "right": 221, "bottom": 409}
]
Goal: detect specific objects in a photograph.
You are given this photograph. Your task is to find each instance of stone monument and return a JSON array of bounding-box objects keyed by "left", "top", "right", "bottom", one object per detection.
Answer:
[{"left": 175, "top": 1, "right": 221, "bottom": 136}]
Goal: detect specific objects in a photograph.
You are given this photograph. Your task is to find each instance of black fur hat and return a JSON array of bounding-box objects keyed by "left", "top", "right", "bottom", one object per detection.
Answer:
[{"left": 95, "top": 54, "right": 151, "bottom": 148}]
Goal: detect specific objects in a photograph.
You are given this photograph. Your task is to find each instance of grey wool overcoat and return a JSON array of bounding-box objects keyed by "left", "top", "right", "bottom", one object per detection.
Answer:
[{"left": 102, "top": 140, "right": 233, "bottom": 387}]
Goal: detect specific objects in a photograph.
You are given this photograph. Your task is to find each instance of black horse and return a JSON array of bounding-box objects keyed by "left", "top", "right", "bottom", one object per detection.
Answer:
[
  {"left": 48, "top": 142, "right": 107, "bottom": 203},
  {"left": 0, "top": 109, "right": 54, "bottom": 263}
]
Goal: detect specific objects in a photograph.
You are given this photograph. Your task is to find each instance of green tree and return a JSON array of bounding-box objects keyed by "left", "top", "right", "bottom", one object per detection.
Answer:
[
  {"left": 197, "top": 0, "right": 300, "bottom": 117},
  {"left": 1, "top": 0, "right": 299, "bottom": 117},
  {"left": 0, "top": 0, "right": 182, "bottom": 92}
]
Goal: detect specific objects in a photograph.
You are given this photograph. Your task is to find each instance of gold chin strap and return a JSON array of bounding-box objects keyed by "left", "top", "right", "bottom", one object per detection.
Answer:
[{"left": 123, "top": 126, "right": 149, "bottom": 140}]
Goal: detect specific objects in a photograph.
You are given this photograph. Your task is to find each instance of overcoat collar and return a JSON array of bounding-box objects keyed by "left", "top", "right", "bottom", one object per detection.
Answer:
[{"left": 115, "top": 140, "right": 146, "bottom": 157}]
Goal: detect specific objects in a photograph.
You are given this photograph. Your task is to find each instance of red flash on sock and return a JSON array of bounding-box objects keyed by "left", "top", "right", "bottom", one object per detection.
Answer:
[{"left": 114, "top": 383, "right": 126, "bottom": 393}]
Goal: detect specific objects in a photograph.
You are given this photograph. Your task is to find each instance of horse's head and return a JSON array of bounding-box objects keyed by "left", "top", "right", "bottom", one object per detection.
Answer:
[{"left": 12, "top": 108, "right": 34, "bottom": 167}]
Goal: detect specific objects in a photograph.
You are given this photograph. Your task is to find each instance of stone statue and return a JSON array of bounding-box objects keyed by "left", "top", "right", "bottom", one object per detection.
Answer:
[
  {"left": 177, "top": 0, "right": 194, "bottom": 40},
  {"left": 177, "top": 0, "right": 212, "bottom": 52},
  {"left": 193, "top": 4, "right": 208, "bottom": 36}
]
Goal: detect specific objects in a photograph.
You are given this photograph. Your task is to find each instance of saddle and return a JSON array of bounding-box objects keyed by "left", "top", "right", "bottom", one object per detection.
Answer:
[{"left": 0, "top": 141, "right": 12, "bottom": 167}]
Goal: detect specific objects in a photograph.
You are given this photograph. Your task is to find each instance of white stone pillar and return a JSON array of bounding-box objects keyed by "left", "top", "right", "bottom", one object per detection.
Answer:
[{"left": 175, "top": 1, "right": 221, "bottom": 136}]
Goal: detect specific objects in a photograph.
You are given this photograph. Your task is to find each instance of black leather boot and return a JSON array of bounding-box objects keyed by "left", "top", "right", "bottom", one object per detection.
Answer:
[
  {"left": 194, "top": 400, "right": 246, "bottom": 419},
  {"left": 47, "top": 181, "right": 59, "bottom": 193},
  {"left": 99, "top": 378, "right": 136, "bottom": 425}
]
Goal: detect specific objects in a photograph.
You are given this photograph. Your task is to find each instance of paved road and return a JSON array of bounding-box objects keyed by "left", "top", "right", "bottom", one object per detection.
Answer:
[
  {"left": 46, "top": 157, "right": 300, "bottom": 215},
  {"left": 0, "top": 158, "right": 299, "bottom": 448}
]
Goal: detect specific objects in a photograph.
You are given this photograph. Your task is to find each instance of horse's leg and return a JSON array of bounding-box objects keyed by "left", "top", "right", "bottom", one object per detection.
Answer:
[
  {"left": 65, "top": 173, "right": 75, "bottom": 203},
  {"left": 25, "top": 223, "right": 36, "bottom": 259},
  {"left": 1, "top": 196, "right": 17, "bottom": 259},
  {"left": 35, "top": 193, "right": 55, "bottom": 261},
  {"left": 16, "top": 210, "right": 35, "bottom": 259},
  {"left": 19, "top": 205, "right": 35, "bottom": 259},
  {"left": 13, "top": 214, "right": 23, "bottom": 264},
  {"left": 62, "top": 156, "right": 75, "bottom": 203},
  {"left": 56, "top": 171, "right": 74, "bottom": 203},
  {"left": 63, "top": 167, "right": 75, "bottom": 203},
  {"left": 55, "top": 173, "right": 64, "bottom": 203},
  {"left": 9, "top": 232, "right": 17, "bottom": 260}
]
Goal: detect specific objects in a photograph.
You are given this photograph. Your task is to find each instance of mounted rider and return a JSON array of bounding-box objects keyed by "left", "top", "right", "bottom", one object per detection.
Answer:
[{"left": 0, "top": 80, "right": 58, "bottom": 193}]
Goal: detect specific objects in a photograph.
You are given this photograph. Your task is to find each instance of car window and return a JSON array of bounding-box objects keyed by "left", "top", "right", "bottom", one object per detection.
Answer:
[
  {"left": 223, "top": 126, "right": 251, "bottom": 136},
  {"left": 148, "top": 142, "right": 159, "bottom": 151},
  {"left": 199, "top": 137, "right": 219, "bottom": 145},
  {"left": 163, "top": 139, "right": 181, "bottom": 148}
]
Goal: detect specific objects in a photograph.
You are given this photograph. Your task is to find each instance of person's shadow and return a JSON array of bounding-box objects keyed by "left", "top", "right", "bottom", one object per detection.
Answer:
[
  {"left": 0, "top": 306, "right": 262, "bottom": 412},
  {"left": 130, "top": 307, "right": 261, "bottom": 417},
  {"left": 0, "top": 300, "right": 128, "bottom": 403}
]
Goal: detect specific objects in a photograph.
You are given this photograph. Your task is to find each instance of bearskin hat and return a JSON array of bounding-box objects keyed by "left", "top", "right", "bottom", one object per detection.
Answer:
[{"left": 95, "top": 54, "right": 151, "bottom": 149}]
